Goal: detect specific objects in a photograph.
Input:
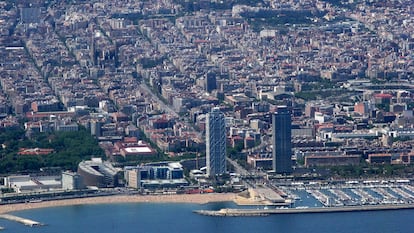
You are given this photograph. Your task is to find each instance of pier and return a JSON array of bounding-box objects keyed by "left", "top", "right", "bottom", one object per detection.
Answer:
[
  {"left": 194, "top": 204, "right": 414, "bottom": 217},
  {"left": 195, "top": 209, "right": 269, "bottom": 217},
  {"left": 0, "top": 214, "right": 43, "bottom": 226}
]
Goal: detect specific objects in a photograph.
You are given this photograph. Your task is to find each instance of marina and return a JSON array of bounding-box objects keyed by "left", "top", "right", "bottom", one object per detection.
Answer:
[
  {"left": 286, "top": 180, "right": 414, "bottom": 207},
  {"left": 196, "top": 180, "right": 414, "bottom": 217}
]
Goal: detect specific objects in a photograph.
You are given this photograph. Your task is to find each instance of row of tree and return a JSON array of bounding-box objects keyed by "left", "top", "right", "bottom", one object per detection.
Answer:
[{"left": 0, "top": 127, "right": 103, "bottom": 175}]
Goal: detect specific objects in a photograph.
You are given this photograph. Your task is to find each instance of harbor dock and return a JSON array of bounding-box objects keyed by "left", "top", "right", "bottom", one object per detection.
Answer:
[
  {"left": 196, "top": 209, "right": 270, "bottom": 217},
  {"left": 0, "top": 214, "right": 43, "bottom": 226},
  {"left": 194, "top": 204, "right": 414, "bottom": 217}
]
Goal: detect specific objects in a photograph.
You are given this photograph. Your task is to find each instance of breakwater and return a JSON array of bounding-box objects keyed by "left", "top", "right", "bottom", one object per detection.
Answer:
[
  {"left": 0, "top": 214, "right": 43, "bottom": 226},
  {"left": 194, "top": 204, "right": 414, "bottom": 217}
]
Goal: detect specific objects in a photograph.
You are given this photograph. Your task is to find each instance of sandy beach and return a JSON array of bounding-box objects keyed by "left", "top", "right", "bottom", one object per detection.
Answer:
[{"left": 0, "top": 193, "right": 236, "bottom": 214}]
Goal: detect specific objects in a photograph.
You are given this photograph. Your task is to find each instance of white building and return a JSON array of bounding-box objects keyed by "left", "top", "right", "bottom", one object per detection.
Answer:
[
  {"left": 62, "top": 171, "right": 84, "bottom": 190},
  {"left": 4, "top": 175, "right": 61, "bottom": 193}
]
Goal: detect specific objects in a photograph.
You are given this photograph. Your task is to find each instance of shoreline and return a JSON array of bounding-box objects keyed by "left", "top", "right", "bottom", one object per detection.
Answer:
[
  {"left": 3, "top": 192, "right": 414, "bottom": 216},
  {"left": 0, "top": 193, "right": 237, "bottom": 214}
]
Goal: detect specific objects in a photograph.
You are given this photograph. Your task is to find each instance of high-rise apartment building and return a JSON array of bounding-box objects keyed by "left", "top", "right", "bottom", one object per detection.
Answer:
[
  {"left": 272, "top": 106, "right": 292, "bottom": 174},
  {"left": 205, "top": 72, "right": 217, "bottom": 93},
  {"left": 206, "top": 107, "right": 226, "bottom": 177}
]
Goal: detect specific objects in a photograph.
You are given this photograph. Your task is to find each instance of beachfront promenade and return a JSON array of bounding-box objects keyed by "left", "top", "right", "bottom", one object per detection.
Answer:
[
  {"left": 0, "top": 193, "right": 237, "bottom": 214},
  {"left": 0, "top": 193, "right": 236, "bottom": 229},
  {"left": 2, "top": 192, "right": 414, "bottom": 217},
  {"left": 1, "top": 192, "right": 414, "bottom": 228}
]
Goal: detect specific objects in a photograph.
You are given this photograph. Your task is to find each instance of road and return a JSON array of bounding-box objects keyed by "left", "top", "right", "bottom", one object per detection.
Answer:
[
  {"left": 139, "top": 83, "right": 179, "bottom": 118},
  {"left": 227, "top": 157, "right": 250, "bottom": 176},
  {"left": 138, "top": 82, "right": 202, "bottom": 140}
]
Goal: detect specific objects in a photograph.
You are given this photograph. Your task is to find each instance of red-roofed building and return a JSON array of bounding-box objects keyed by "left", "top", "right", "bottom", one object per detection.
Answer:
[
  {"left": 18, "top": 148, "right": 54, "bottom": 155},
  {"left": 231, "top": 135, "right": 244, "bottom": 148},
  {"left": 124, "top": 137, "right": 138, "bottom": 143},
  {"left": 374, "top": 93, "right": 393, "bottom": 105},
  {"left": 368, "top": 153, "right": 392, "bottom": 164},
  {"left": 400, "top": 152, "right": 414, "bottom": 164},
  {"left": 112, "top": 112, "right": 129, "bottom": 123},
  {"left": 374, "top": 93, "right": 393, "bottom": 99},
  {"left": 305, "top": 154, "right": 360, "bottom": 167},
  {"left": 114, "top": 139, "right": 157, "bottom": 159},
  {"left": 244, "top": 136, "right": 255, "bottom": 149},
  {"left": 354, "top": 102, "right": 369, "bottom": 115},
  {"left": 149, "top": 115, "right": 174, "bottom": 129},
  {"left": 25, "top": 111, "right": 75, "bottom": 121}
]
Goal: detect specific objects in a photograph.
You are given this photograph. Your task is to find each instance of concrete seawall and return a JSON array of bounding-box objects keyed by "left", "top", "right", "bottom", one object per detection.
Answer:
[{"left": 194, "top": 204, "right": 414, "bottom": 217}]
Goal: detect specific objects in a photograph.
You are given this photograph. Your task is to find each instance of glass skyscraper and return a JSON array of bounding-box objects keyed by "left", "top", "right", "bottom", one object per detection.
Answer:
[
  {"left": 206, "top": 107, "right": 227, "bottom": 177},
  {"left": 272, "top": 106, "right": 292, "bottom": 174}
]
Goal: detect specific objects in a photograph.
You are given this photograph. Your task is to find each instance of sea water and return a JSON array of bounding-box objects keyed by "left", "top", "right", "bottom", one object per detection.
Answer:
[{"left": 2, "top": 202, "right": 414, "bottom": 233}]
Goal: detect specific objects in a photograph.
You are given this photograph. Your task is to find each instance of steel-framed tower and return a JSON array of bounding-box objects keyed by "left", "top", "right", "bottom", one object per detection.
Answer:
[
  {"left": 272, "top": 106, "right": 292, "bottom": 174},
  {"left": 206, "top": 107, "right": 227, "bottom": 177}
]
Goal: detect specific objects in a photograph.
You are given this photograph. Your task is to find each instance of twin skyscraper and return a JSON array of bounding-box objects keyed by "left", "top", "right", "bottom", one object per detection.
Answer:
[
  {"left": 206, "top": 106, "right": 292, "bottom": 177},
  {"left": 206, "top": 107, "right": 227, "bottom": 177},
  {"left": 272, "top": 106, "right": 292, "bottom": 174}
]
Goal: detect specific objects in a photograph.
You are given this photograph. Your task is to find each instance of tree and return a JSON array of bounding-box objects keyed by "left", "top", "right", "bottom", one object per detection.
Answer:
[{"left": 0, "top": 128, "right": 104, "bottom": 174}]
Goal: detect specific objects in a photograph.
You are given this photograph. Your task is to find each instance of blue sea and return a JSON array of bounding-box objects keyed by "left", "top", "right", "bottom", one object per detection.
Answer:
[{"left": 2, "top": 202, "right": 414, "bottom": 233}]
